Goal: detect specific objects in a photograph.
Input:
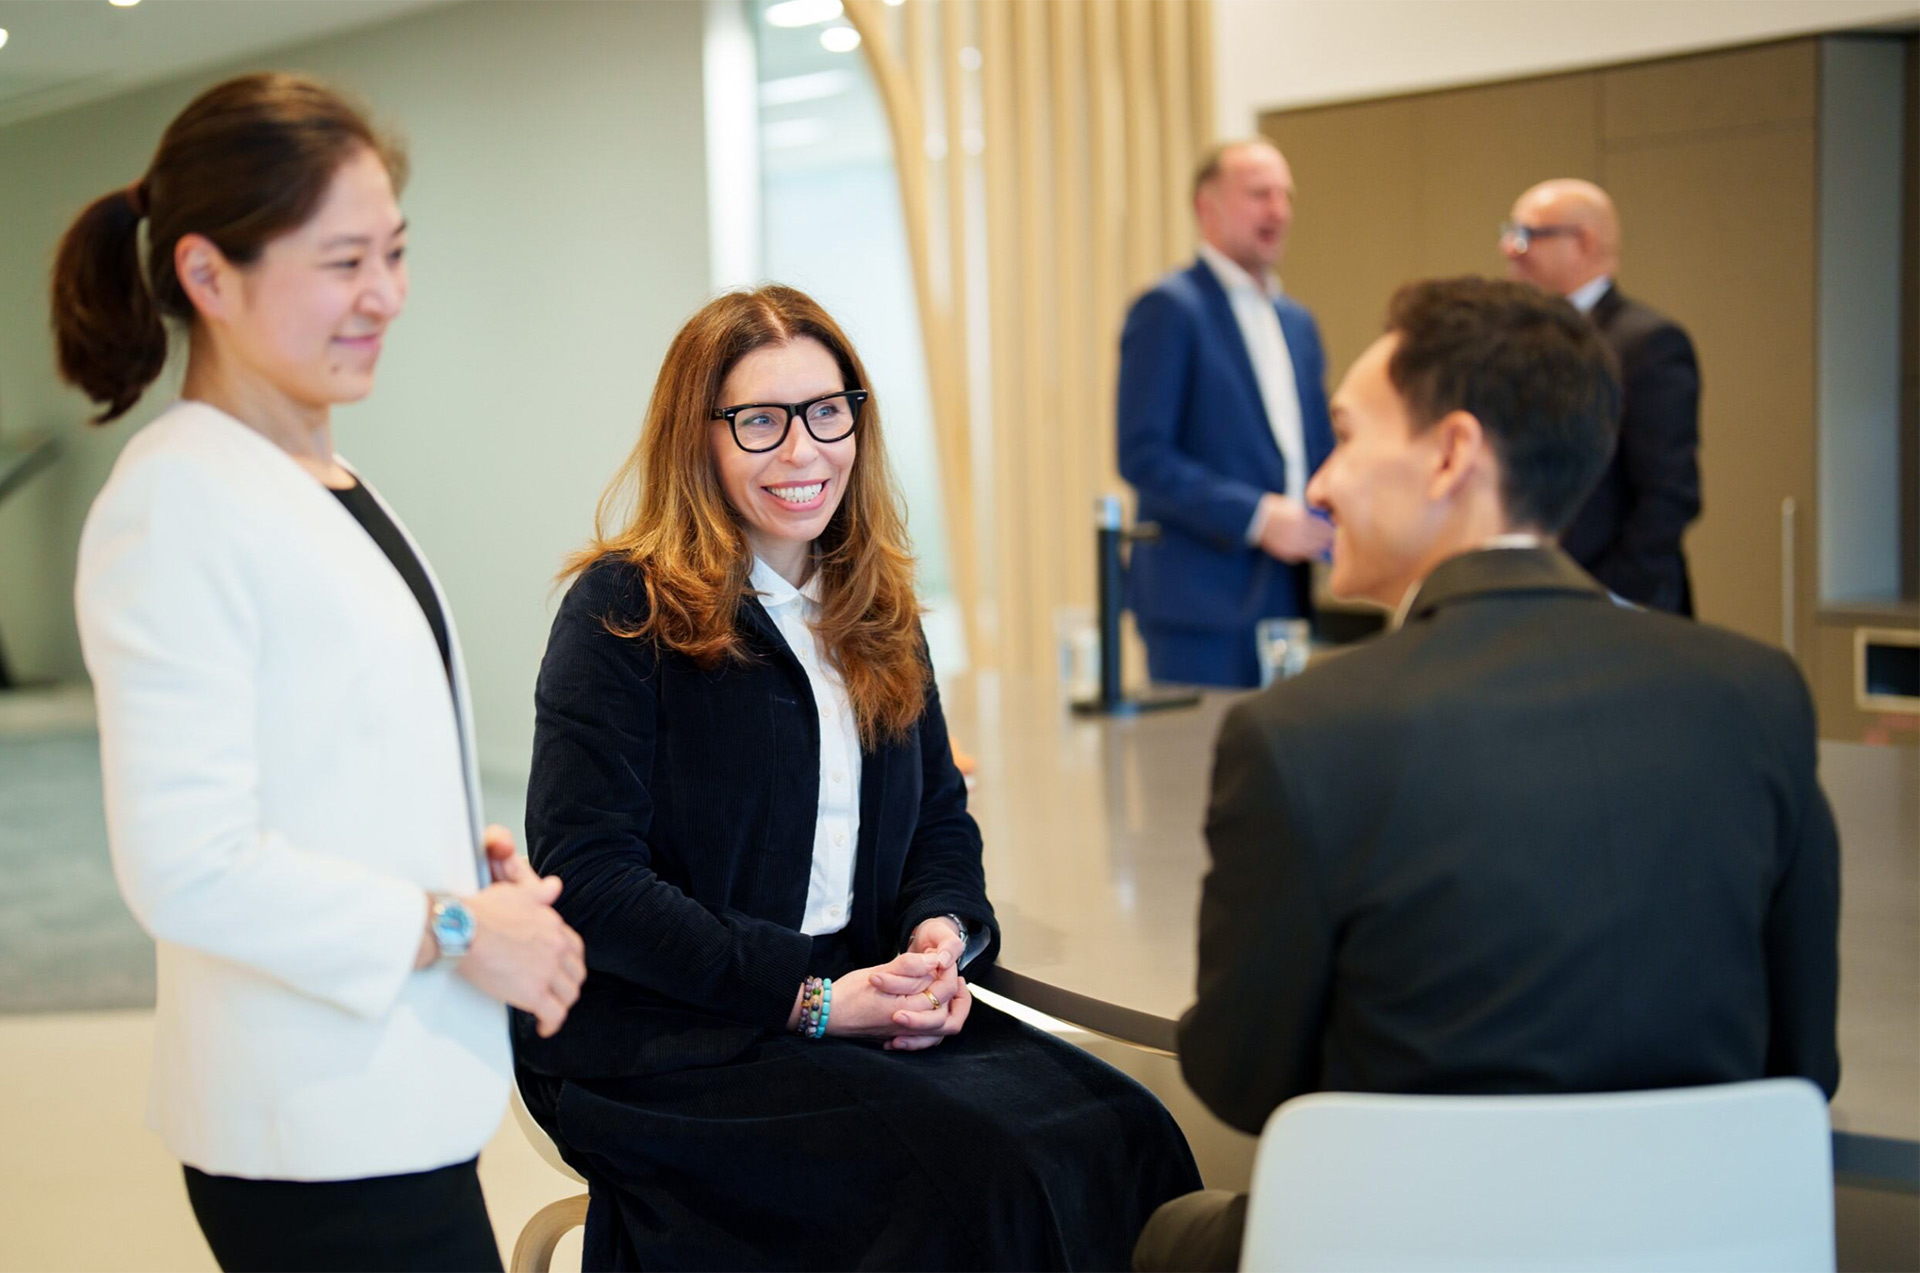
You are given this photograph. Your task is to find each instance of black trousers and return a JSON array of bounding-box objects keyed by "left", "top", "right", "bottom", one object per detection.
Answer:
[{"left": 183, "top": 1157, "right": 503, "bottom": 1273}]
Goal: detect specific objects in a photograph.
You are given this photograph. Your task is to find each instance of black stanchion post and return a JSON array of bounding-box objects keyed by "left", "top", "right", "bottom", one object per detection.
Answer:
[{"left": 1072, "top": 495, "right": 1200, "bottom": 717}]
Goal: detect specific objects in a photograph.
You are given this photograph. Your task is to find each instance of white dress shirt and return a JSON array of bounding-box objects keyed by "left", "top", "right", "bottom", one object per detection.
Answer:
[
  {"left": 1199, "top": 242, "right": 1307, "bottom": 546},
  {"left": 750, "top": 556, "right": 861, "bottom": 935},
  {"left": 1391, "top": 534, "right": 1547, "bottom": 629},
  {"left": 1567, "top": 273, "right": 1613, "bottom": 315}
]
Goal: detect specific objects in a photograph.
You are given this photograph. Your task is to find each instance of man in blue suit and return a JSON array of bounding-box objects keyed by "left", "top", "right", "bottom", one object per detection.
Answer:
[{"left": 1118, "top": 140, "right": 1335, "bottom": 688}]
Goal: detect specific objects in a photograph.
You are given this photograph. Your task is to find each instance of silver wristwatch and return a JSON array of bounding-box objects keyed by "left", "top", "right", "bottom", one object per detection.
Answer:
[
  {"left": 944, "top": 912, "right": 970, "bottom": 950},
  {"left": 429, "top": 892, "right": 475, "bottom": 961}
]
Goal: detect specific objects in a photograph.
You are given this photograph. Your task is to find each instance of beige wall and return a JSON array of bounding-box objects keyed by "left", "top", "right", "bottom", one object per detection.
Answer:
[
  {"left": 1262, "top": 36, "right": 1919, "bottom": 742},
  {"left": 0, "top": 0, "right": 712, "bottom": 778},
  {"left": 1213, "top": 0, "right": 1919, "bottom": 132}
]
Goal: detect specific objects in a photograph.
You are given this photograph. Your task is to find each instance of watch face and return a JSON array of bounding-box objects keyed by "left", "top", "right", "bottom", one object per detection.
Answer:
[{"left": 434, "top": 898, "right": 474, "bottom": 953}]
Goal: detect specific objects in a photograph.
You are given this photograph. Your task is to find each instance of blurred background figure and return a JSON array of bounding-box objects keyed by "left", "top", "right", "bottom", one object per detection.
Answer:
[
  {"left": 1503, "top": 178, "right": 1703, "bottom": 615},
  {"left": 1117, "top": 141, "right": 1335, "bottom": 688}
]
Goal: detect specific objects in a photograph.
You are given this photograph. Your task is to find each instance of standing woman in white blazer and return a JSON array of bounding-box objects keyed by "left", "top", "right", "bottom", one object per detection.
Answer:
[{"left": 56, "top": 73, "right": 586, "bottom": 1273}]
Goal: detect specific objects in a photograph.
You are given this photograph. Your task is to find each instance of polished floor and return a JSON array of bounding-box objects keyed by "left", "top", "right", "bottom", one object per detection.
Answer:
[{"left": 0, "top": 1010, "right": 584, "bottom": 1272}]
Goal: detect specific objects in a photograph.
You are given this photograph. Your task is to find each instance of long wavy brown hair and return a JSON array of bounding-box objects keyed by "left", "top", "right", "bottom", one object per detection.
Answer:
[{"left": 566, "top": 285, "right": 927, "bottom": 747}]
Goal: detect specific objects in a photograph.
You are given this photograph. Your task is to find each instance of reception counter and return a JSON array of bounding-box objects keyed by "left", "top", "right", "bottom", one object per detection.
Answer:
[{"left": 940, "top": 671, "right": 1919, "bottom": 1188}]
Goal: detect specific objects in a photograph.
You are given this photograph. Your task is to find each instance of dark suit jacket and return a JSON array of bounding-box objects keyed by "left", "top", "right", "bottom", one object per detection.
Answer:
[
  {"left": 514, "top": 557, "right": 997, "bottom": 1080},
  {"left": 1561, "top": 285, "right": 1702, "bottom": 614},
  {"left": 1178, "top": 547, "right": 1839, "bottom": 1136},
  {"left": 1117, "top": 260, "right": 1335, "bottom": 651}
]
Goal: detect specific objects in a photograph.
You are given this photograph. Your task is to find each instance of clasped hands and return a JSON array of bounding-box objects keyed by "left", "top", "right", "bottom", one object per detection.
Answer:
[
  {"left": 790, "top": 917, "right": 973, "bottom": 1052},
  {"left": 415, "top": 824, "right": 587, "bottom": 1041}
]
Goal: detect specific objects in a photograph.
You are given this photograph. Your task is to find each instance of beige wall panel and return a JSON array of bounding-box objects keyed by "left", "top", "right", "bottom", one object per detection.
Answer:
[
  {"left": 1259, "top": 97, "right": 1423, "bottom": 380},
  {"left": 1602, "top": 125, "right": 1818, "bottom": 655},
  {"left": 1415, "top": 74, "right": 1602, "bottom": 276},
  {"left": 1602, "top": 39, "right": 1817, "bottom": 145}
]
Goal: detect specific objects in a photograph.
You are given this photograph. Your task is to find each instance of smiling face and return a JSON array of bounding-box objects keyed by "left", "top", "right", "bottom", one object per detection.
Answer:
[
  {"left": 1306, "top": 333, "right": 1454, "bottom": 607},
  {"left": 201, "top": 146, "right": 408, "bottom": 410},
  {"left": 709, "top": 336, "right": 857, "bottom": 582}
]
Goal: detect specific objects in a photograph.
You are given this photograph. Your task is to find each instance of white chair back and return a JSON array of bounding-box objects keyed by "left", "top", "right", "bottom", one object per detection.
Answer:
[{"left": 1239, "top": 1079, "right": 1834, "bottom": 1272}]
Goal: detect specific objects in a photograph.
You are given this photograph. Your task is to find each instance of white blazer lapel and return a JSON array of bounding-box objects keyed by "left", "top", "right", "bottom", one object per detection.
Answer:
[{"left": 341, "top": 465, "right": 488, "bottom": 886}]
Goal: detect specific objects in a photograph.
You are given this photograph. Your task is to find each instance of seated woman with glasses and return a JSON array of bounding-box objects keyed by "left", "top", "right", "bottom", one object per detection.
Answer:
[{"left": 515, "top": 285, "right": 1200, "bottom": 1270}]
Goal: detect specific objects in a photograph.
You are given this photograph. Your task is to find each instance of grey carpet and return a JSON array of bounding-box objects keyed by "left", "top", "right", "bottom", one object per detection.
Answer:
[{"left": 0, "top": 727, "right": 527, "bottom": 1015}]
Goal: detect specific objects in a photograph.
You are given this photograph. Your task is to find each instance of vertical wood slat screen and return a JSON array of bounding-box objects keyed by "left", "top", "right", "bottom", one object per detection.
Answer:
[{"left": 845, "top": 0, "right": 1213, "bottom": 679}]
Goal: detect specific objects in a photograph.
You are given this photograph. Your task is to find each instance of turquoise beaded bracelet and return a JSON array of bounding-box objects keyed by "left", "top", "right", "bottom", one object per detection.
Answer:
[{"left": 796, "top": 975, "right": 833, "bottom": 1040}]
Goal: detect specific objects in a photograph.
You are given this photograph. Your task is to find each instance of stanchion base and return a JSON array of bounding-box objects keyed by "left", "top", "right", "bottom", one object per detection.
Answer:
[{"left": 1069, "top": 689, "right": 1202, "bottom": 717}]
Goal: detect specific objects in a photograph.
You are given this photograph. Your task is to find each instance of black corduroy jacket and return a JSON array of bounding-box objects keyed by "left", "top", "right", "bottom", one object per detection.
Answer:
[{"left": 513, "top": 556, "right": 997, "bottom": 1080}]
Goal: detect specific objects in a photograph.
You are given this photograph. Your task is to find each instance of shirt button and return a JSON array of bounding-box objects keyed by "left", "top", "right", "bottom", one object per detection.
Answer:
[
  {"left": 827, "top": 904, "right": 842, "bottom": 919},
  {"left": 834, "top": 831, "right": 847, "bottom": 847},
  {"left": 832, "top": 770, "right": 846, "bottom": 784}
]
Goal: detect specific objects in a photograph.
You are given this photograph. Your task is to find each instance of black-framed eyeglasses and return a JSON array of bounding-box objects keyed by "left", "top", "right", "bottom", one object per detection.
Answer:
[
  {"left": 1499, "top": 221, "right": 1581, "bottom": 254},
  {"left": 711, "top": 390, "right": 869, "bottom": 453}
]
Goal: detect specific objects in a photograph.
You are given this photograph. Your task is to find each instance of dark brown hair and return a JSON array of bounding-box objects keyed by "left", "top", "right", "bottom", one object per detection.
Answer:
[
  {"left": 1385, "top": 277, "right": 1622, "bottom": 532},
  {"left": 50, "top": 72, "right": 407, "bottom": 424},
  {"left": 566, "top": 285, "right": 928, "bottom": 748}
]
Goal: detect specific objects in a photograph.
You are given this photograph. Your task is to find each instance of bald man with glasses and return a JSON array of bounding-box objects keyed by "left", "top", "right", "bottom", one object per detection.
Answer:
[{"left": 1503, "top": 179, "right": 1702, "bottom": 615}]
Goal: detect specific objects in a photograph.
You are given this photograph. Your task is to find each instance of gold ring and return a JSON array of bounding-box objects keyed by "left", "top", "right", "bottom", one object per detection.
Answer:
[{"left": 923, "top": 989, "right": 941, "bottom": 1009}]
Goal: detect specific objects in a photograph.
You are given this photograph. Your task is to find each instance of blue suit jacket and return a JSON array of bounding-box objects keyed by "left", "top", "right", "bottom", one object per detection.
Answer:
[{"left": 1116, "top": 259, "right": 1334, "bottom": 639}]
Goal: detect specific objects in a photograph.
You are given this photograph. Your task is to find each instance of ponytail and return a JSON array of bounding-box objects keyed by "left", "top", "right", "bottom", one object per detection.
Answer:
[
  {"left": 47, "top": 72, "right": 405, "bottom": 427},
  {"left": 51, "top": 183, "right": 168, "bottom": 425}
]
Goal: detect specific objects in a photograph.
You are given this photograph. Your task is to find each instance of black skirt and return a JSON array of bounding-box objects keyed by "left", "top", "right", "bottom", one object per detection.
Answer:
[{"left": 519, "top": 996, "right": 1202, "bottom": 1271}]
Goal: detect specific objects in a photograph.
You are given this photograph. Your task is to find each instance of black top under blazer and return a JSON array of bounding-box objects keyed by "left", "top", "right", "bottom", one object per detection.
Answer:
[
  {"left": 1179, "top": 547, "right": 1840, "bottom": 1136},
  {"left": 514, "top": 557, "right": 998, "bottom": 1080}
]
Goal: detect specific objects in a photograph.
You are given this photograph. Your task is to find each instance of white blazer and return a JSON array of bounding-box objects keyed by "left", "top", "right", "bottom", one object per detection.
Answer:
[{"left": 75, "top": 401, "right": 510, "bottom": 1181}]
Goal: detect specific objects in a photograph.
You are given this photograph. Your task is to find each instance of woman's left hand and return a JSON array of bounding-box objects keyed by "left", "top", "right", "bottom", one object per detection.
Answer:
[
  {"left": 877, "top": 917, "right": 973, "bottom": 1051},
  {"left": 907, "top": 916, "right": 966, "bottom": 967},
  {"left": 883, "top": 974, "right": 972, "bottom": 1051}
]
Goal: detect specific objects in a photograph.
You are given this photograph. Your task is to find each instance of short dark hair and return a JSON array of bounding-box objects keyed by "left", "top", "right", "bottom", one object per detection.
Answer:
[{"left": 1384, "top": 277, "right": 1621, "bottom": 532}]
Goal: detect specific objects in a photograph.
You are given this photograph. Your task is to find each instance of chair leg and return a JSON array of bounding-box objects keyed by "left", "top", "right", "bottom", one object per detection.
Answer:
[{"left": 510, "top": 1193, "right": 590, "bottom": 1273}]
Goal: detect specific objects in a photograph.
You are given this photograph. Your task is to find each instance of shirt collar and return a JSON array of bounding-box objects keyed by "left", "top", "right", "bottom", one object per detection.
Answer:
[
  {"left": 1389, "top": 534, "right": 1549, "bottom": 629},
  {"left": 748, "top": 555, "right": 821, "bottom": 610},
  {"left": 1199, "top": 241, "right": 1282, "bottom": 300},
  {"left": 1565, "top": 274, "right": 1613, "bottom": 314}
]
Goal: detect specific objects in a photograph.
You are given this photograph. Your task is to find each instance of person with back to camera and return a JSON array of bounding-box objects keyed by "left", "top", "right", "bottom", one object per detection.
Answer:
[
  {"left": 60, "top": 72, "right": 585, "bottom": 1272},
  {"left": 515, "top": 283, "right": 1203, "bottom": 1271},
  {"left": 1134, "top": 278, "right": 1836, "bottom": 1272}
]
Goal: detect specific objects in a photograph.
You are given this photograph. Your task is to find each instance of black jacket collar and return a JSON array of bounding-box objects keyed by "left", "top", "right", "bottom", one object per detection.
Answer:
[{"left": 1405, "top": 545, "right": 1608, "bottom": 625}]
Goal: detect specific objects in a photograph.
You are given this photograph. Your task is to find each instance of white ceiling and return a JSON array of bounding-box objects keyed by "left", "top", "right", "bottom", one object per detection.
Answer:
[{"left": 0, "top": 0, "right": 453, "bottom": 130}]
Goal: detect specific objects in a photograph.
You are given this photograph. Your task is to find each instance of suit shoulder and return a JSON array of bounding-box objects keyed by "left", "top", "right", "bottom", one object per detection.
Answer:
[
  {"left": 558, "top": 554, "right": 653, "bottom": 629},
  {"left": 1131, "top": 264, "right": 1208, "bottom": 314},
  {"left": 1607, "top": 291, "right": 1692, "bottom": 348},
  {"left": 1232, "top": 630, "right": 1417, "bottom": 738}
]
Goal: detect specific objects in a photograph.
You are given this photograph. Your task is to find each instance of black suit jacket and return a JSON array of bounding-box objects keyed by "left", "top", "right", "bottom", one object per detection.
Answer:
[
  {"left": 1178, "top": 547, "right": 1839, "bottom": 1136},
  {"left": 514, "top": 557, "right": 997, "bottom": 1080},
  {"left": 1561, "top": 285, "right": 1702, "bottom": 614}
]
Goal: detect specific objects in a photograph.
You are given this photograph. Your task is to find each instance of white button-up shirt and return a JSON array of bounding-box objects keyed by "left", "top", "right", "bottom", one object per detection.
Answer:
[
  {"left": 1566, "top": 273, "right": 1613, "bottom": 315},
  {"left": 750, "top": 556, "right": 861, "bottom": 936},
  {"left": 1199, "top": 241, "right": 1307, "bottom": 512}
]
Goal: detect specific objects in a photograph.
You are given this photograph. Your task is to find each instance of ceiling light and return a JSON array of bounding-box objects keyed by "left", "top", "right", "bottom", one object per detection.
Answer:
[
  {"left": 109, "top": 0, "right": 142, "bottom": 7},
  {"left": 883, "top": 0, "right": 905, "bottom": 6},
  {"left": 760, "top": 69, "right": 854, "bottom": 107},
  {"left": 0, "top": 29, "right": 8, "bottom": 50},
  {"left": 820, "top": 25, "right": 861, "bottom": 53},
  {"left": 765, "top": 0, "right": 842, "bottom": 28}
]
